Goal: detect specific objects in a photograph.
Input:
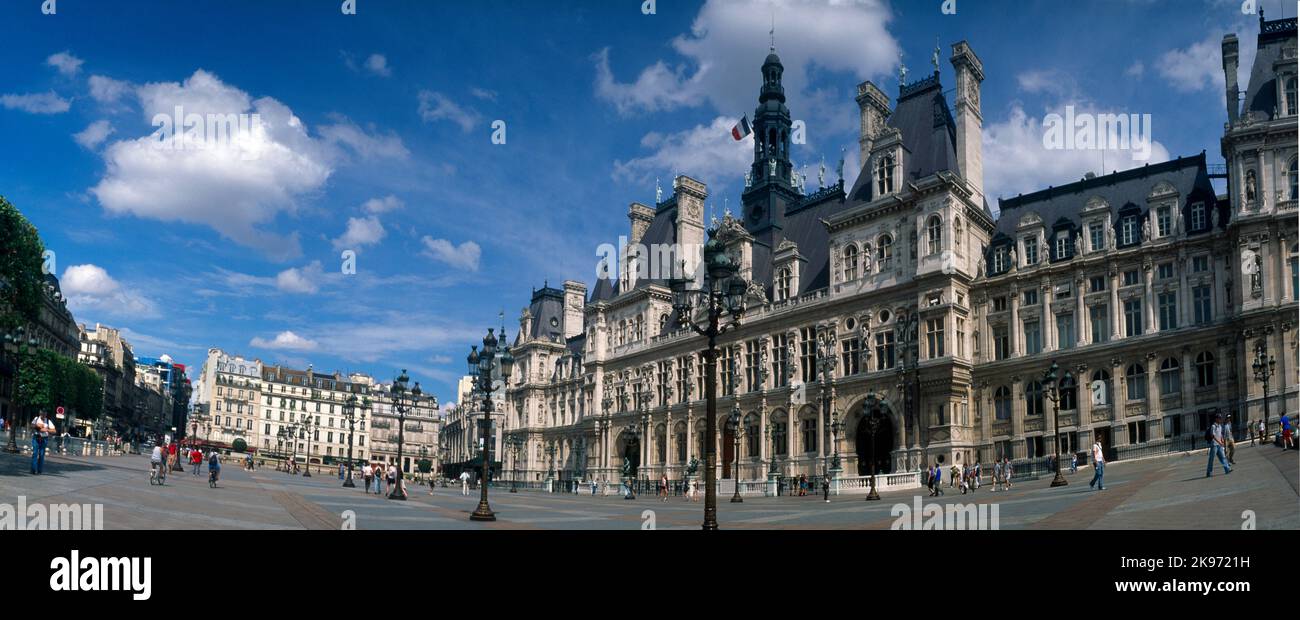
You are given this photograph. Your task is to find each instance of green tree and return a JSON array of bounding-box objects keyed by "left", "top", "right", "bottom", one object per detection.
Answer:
[
  {"left": 417, "top": 458, "right": 433, "bottom": 474},
  {"left": 232, "top": 438, "right": 247, "bottom": 453},
  {"left": 0, "top": 196, "right": 47, "bottom": 330}
]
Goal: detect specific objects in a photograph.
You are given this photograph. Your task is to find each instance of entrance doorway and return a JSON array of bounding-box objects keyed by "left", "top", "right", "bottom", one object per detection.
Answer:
[{"left": 855, "top": 403, "right": 895, "bottom": 476}]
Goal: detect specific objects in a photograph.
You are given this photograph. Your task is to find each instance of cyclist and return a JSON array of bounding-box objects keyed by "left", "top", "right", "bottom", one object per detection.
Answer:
[
  {"left": 207, "top": 449, "right": 222, "bottom": 487},
  {"left": 150, "top": 443, "right": 166, "bottom": 484}
]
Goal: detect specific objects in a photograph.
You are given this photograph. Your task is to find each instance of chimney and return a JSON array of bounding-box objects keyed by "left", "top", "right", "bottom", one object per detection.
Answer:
[
  {"left": 950, "top": 40, "right": 985, "bottom": 205},
  {"left": 855, "top": 80, "right": 891, "bottom": 166},
  {"left": 562, "top": 280, "right": 586, "bottom": 340},
  {"left": 622, "top": 202, "right": 656, "bottom": 291},
  {"left": 1222, "top": 34, "right": 1240, "bottom": 123},
  {"left": 673, "top": 175, "right": 708, "bottom": 283}
]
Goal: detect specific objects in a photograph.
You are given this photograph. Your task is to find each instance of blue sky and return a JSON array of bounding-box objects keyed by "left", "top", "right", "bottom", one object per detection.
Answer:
[{"left": 0, "top": 0, "right": 1289, "bottom": 407}]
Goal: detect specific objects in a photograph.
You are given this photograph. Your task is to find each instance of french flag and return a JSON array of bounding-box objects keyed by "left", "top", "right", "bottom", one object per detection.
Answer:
[{"left": 731, "top": 115, "right": 752, "bottom": 141}]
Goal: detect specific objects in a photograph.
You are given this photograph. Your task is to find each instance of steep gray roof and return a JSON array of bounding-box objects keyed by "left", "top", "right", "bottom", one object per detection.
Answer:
[
  {"left": 848, "top": 72, "right": 959, "bottom": 204},
  {"left": 527, "top": 285, "right": 567, "bottom": 342},
  {"left": 1243, "top": 16, "right": 1297, "bottom": 121}
]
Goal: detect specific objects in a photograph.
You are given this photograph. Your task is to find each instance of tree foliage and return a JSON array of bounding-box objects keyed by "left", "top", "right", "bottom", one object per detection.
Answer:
[
  {"left": 0, "top": 195, "right": 47, "bottom": 330},
  {"left": 15, "top": 349, "right": 104, "bottom": 421}
]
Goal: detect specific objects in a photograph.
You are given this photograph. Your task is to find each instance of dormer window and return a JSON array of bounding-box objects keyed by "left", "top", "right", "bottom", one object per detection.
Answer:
[
  {"left": 875, "top": 154, "right": 895, "bottom": 195},
  {"left": 1022, "top": 236, "right": 1038, "bottom": 265},
  {"left": 1088, "top": 222, "right": 1104, "bottom": 252},
  {"left": 1190, "top": 202, "right": 1206, "bottom": 231},
  {"left": 992, "top": 246, "right": 1009, "bottom": 273},
  {"left": 1120, "top": 215, "right": 1138, "bottom": 246},
  {"left": 775, "top": 267, "right": 793, "bottom": 301},
  {"left": 927, "top": 215, "right": 942, "bottom": 256},
  {"left": 1054, "top": 233, "right": 1071, "bottom": 260},
  {"left": 1156, "top": 205, "right": 1172, "bottom": 237}
]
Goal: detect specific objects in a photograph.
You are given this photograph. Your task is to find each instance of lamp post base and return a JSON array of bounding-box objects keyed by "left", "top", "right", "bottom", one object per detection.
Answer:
[
  {"left": 302, "top": 471, "right": 311, "bottom": 477},
  {"left": 342, "top": 479, "right": 355, "bottom": 488},
  {"left": 866, "top": 475, "right": 881, "bottom": 500},
  {"left": 469, "top": 503, "right": 496, "bottom": 521},
  {"left": 1050, "top": 470, "right": 1069, "bottom": 487}
]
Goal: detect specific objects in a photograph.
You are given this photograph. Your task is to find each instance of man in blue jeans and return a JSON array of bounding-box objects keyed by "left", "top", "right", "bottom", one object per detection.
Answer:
[
  {"left": 1089, "top": 438, "right": 1105, "bottom": 490},
  {"left": 1206, "top": 414, "right": 1232, "bottom": 477},
  {"left": 30, "top": 411, "right": 52, "bottom": 474}
]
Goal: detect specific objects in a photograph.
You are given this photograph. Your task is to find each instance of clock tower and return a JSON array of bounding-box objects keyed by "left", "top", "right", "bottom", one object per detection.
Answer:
[{"left": 741, "top": 47, "right": 802, "bottom": 244}]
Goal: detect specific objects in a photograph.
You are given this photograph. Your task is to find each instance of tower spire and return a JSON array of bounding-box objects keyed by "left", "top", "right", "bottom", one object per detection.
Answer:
[{"left": 770, "top": 12, "right": 775, "bottom": 51}]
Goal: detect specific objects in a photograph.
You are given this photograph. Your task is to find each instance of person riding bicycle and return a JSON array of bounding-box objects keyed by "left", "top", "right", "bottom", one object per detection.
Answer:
[
  {"left": 150, "top": 444, "right": 166, "bottom": 482},
  {"left": 207, "top": 450, "right": 222, "bottom": 485}
]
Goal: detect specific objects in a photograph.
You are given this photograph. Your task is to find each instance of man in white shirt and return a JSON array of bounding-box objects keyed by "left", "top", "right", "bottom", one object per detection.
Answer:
[
  {"left": 1206, "top": 414, "right": 1232, "bottom": 477},
  {"left": 459, "top": 470, "right": 470, "bottom": 496},
  {"left": 1088, "top": 438, "right": 1105, "bottom": 490},
  {"left": 30, "top": 411, "right": 52, "bottom": 475}
]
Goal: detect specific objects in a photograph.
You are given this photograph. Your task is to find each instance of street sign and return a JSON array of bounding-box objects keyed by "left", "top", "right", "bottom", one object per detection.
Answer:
[{"left": 55, "top": 406, "right": 65, "bottom": 419}]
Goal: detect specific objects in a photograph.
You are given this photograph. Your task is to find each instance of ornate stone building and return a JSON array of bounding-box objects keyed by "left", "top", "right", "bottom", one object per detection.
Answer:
[{"left": 499, "top": 22, "right": 1297, "bottom": 487}]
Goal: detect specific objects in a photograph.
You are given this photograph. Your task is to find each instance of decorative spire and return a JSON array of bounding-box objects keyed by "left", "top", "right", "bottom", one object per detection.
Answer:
[
  {"left": 818, "top": 155, "right": 827, "bottom": 189},
  {"left": 931, "top": 38, "right": 941, "bottom": 73},
  {"left": 769, "top": 11, "right": 775, "bottom": 51},
  {"left": 898, "top": 51, "right": 908, "bottom": 85},
  {"left": 655, "top": 177, "right": 662, "bottom": 204}
]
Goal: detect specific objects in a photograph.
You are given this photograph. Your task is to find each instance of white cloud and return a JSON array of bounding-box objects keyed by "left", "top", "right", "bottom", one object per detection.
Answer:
[
  {"left": 250, "top": 330, "right": 318, "bottom": 351},
  {"left": 594, "top": 0, "right": 898, "bottom": 120},
  {"left": 60, "top": 264, "right": 158, "bottom": 318},
  {"left": 317, "top": 117, "right": 410, "bottom": 160},
  {"left": 1155, "top": 30, "right": 1254, "bottom": 94},
  {"left": 275, "top": 261, "right": 324, "bottom": 294},
  {"left": 73, "top": 120, "right": 114, "bottom": 149},
  {"left": 469, "top": 87, "right": 497, "bottom": 102},
  {"left": 982, "top": 104, "right": 1172, "bottom": 204},
  {"left": 613, "top": 116, "right": 753, "bottom": 188},
  {"left": 1016, "top": 70, "right": 1075, "bottom": 98},
  {"left": 46, "top": 51, "right": 84, "bottom": 76},
  {"left": 364, "top": 53, "right": 391, "bottom": 77},
  {"left": 0, "top": 91, "right": 70, "bottom": 114},
  {"left": 333, "top": 215, "right": 386, "bottom": 250},
  {"left": 417, "top": 91, "right": 480, "bottom": 132},
  {"left": 1125, "top": 61, "right": 1145, "bottom": 79},
  {"left": 88, "top": 75, "right": 132, "bottom": 104},
  {"left": 361, "top": 195, "right": 404, "bottom": 213},
  {"left": 420, "top": 237, "right": 481, "bottom": 271},
  {"left": 90, "top": 69, "right": 334, "bottom": 260}
]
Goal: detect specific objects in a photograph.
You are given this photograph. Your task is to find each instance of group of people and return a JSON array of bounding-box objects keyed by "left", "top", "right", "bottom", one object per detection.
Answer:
[
  {"left": 990, "top": 457, "right": 1014, "bottom": 491},
  {"left": 151, "top": 443, "right": 220, "bottom": 484},
  {"left": 360, "top": 462, "right": 404, "bottom": 498}
]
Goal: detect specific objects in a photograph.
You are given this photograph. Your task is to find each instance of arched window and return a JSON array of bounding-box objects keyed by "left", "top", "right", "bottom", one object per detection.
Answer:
[
  {"left": 875, "top": 154, "right": 895, "bottom": 195},
  {"left": 1195, "top": 351, "right": 1215, "bottom": 388},
  {"left": 1126, "top": 363, "right": 1146, "bottom": 401},
  {"left": 775, "top": 267, "right": 792, "bottom": 301},
  {"left": 877, "top": 234, "right": 893, "bottom": 269},
  {"left": 843, "top": 244, "right": 859, "bottom": 281},
  {"left": 994, "top": 386, "right": 1012, "bottom": 420},
  {"left": 1159, "top": 357, "right": 1181, "bottom": 396},
  {"left": 1025, "top": 380, "right": 1044, "bottom": 416},
  {"left": 1059, "top": 375, "right": 1078, "bottom": 410},
  {"left": 1091, "top": 369, "right": 1111, "bottom": 406},
  {"left": 927, "top": 215, "right": 943, "bottom": 255}
]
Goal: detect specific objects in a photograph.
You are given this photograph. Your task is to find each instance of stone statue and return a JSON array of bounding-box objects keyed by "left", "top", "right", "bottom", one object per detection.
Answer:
[
  {"left": 1246, "top": 172, "right": 1257, "bottom": 204},
  {"left": 768, "top": 158, "right": 777, "bottom": 179},
  {"left": 655, "top": 178, "right": 662, "bottom": 204},
  {"left": 1142, "top": 219, "right": 1150, "bottom": 241},
  {"left": 1107, "top": 227, "right": 1116, "bottom": 250},
  {"left": 1074, "top": 230, "right": 1083, "bottom": 254},
  {"left": 1009, "top": 246, "right": 1018, "bottom": 268},
  {"left": 977, "top": 255, "right": 986, "bottom": 276},
  {"left": 818, "top": 157, "right": 826, "bottom": 188},
  {"left": 686, "top": 457, "right": 699, "bottom": 476},
  {"left": 745, "top": 170, "right": 752, "bottom": 188}
]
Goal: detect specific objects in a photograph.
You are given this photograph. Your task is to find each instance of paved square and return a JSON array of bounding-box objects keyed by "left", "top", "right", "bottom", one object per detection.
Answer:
[{"left": 2, "top": 443, "right": 1295, "bottom": 530}]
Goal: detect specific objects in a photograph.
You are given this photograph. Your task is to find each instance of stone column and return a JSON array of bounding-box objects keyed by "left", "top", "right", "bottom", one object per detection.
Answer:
[
  {"left": 1009, "top": 285, "right": 1021, "bottom": 356},
  {"left": 1075, "top": 277, "right": 1087, "bottom": 346},
  {"left": 1144, "top": 262, "right": 1156, "bottom": 333},
  {"left": 1011, "top": 375, "right": 1025, "bottom": 458},
  {"left": 1045, "top": 284, "right": 1058, "bottom": 352},
  {"left": 1178, "top": 250, "right": 1192, "bottom": 327},
  {"left": 817, "top": 387, "right": 827, "bottom": 460},
  {"left": 1110, "top": 267, "right": 1123, "bottom": 340},
  {"left": 1146, "top": 354, "right": 1160, "bottom": 417}
]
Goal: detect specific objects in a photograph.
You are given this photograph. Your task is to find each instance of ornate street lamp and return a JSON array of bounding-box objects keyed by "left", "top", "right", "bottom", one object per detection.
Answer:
[
  {"left": 3, "top": 326, "right": 39, "bottom": 454},
  {"left": 1043, "top": 360, "right": 1070, "bottom": 488},
  {"left": 861, "top": 398, "right": 883, "bottom": 501},
  {"left": 895, "top": 312, "right": 919, "bottom": 467},
  {"left": 505, "top": 433, "right": 523, "bottom": 492},
  {"left": 667, "top": 226, "right": 750, "bottom": 530},
  {"left": 301, "top": 415, "right": 315, "bottom": 477},
  {"left": 388, "top": 369, "right": 433, "bottom": 500},
  {"left": 467, "top": 328, "right": 514, "bottom": 522},
  {"left": 342, "top": 393, "right": 369, "bottom": 488},
  {"left": 620, "top": 425, "right": 637, "bottom": 499},
  {"left": 1252, "top": 341, "right": 1276, "bottom": 441},
  {"left": 728, "top": 407, "right": 744, "bottom": 503},
  {"left": 767, "top": 420, "right": 780, "bottom": 475}
]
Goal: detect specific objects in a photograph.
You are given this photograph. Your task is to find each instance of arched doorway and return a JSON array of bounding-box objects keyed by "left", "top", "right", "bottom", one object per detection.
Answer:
[
  {"left": 616, "top": 431, "right": 640, "bottom": 478},
  {"left": 855, "top": 398, "right": 895, "bottom": 476}
]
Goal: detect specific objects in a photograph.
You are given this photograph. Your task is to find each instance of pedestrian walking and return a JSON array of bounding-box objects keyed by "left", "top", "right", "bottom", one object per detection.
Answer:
[
  {"left": 30, "top": 411, "right": 52, "bottom": 475},
  {"left": 1070, "top": 452, "right": 1078, "bottom": 474},
  {"left": 950, "top": 464, "right": 960, "bottom": 489},
  {"left": 659, "top": 473, "right": 668, "bottom": 502},
  {"left": 191, "top": 447, "right": 202, "bottom": 475},
  {"left": 973, "top": 460, "right": 981, "bottom": 490},
  {"left": 1088, "top": 438, "right": 1105, "bottom": 490},
  {"left": 1003, "top": 457, "right": 1013, "bottom": 490},
  {"left": 1205, "top": 414, "right": 1232, "bottom": 477},
  {"left": 822, "top": 475, "right": 830, "bottom": 502},
  {"left": 339, "top": 463, "right": 345, "bottom": 481},
  {"left": 1224, "top": 415, "right": 1237, "bottom": 464},
  {"left": 591, "top": 478, "right": 598, "bottom": 496},
  {"left": 690, "top": 478, "right": 699, "bottom": 502},
  {"left": 362, "top": 463, "right": 374, "bottom": 494},
  {"left": 1257, "top": 419, "right": 1266, "bottom": 446},
  {"left": 1281, "top": 413, "right": 1294, "bottom": 450},
  {"left": 459, "top": 470, "right": 470, "bottom": 496}
]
